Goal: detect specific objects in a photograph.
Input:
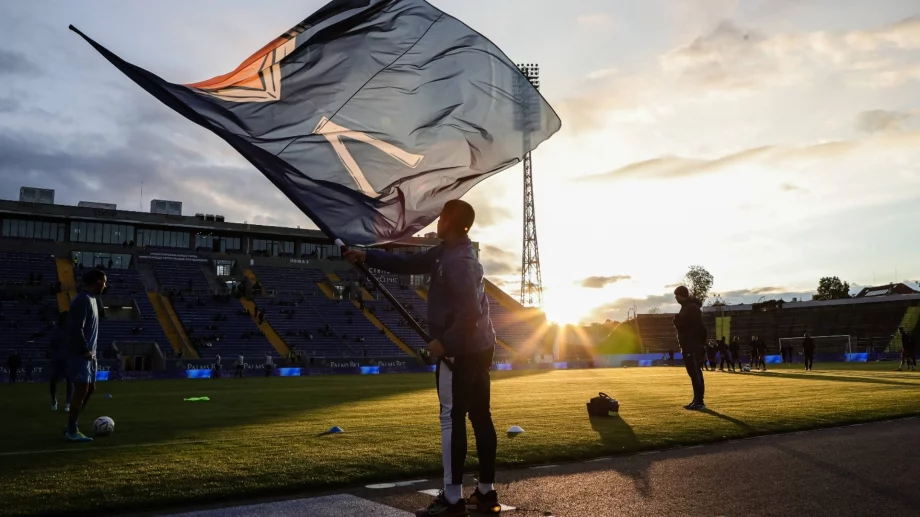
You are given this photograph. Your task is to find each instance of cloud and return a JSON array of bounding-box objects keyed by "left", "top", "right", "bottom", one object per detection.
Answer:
[
  {"left": 576, "top": 13, "right": 614, "bottom": 28},
  {"left": 855, "top": 109, "right": 918, "bottom": 133},
  {"left": 579, "top": 130, "right": 920, "bottom": 183},
  {"left": 480, "top": 244, "right": 519, "bottom": 276},
  {"left": 0, "top": 97, "right": 21, "bottom": 113},
  {"left": 580, "top": 275, "right": 632, "bottom": 289},
  {"left": 658, "top": 16, "right": 920, "bottom": 92},
  {"left": 0, "top": 49, "right": 40, "bottom": 76},
  {"left": 462, "top": 186, "right": 513, "bottom": 229},
  {"left": 586, "top": 292, "right": 677, "bottom": 321},
  {"left": 779, "top": 182, "right": 801, "bottom": 192},
  {"left": 585, "top": 68, "right": 618, "bottom": 80},
  {"left": 581, "top": 145, "right": 775, "bottom": 181},
  {"left": 0, "top": 93, "right": 310, "bottom": 229}
]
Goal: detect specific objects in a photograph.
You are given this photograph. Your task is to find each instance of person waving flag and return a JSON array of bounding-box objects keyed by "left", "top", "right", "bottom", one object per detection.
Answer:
[{"left": 71, "top": 0, "right": 561, "bottom": 246}]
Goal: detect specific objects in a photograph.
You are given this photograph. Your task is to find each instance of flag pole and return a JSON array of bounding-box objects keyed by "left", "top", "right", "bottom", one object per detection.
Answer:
[{"left": 334, "top": 239, "right": 445, "bottom": 367}]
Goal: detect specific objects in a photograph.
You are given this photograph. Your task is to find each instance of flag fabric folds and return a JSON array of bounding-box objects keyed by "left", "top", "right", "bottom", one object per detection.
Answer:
[{"left": 70, "top": 0, "right": 561, "bottom": 245}]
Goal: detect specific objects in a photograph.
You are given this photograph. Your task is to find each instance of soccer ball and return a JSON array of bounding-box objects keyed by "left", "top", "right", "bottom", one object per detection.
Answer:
[
  {"left": 94, "top": 416, "right": 115, "bottom": 436},
  {"left": 742, "top": 365, "right": 751, "bottom": 372}
]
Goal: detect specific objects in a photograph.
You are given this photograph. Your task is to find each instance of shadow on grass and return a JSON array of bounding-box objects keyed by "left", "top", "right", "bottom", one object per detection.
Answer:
[
  {"left": 698, "top": 408, "right": 756, "bottom": 432},
  {"left": 589, "top": 415, "right": 651, "bottom": 498},
  {"left": 755, "top": 371, "right": 916, "bottom": 387}
]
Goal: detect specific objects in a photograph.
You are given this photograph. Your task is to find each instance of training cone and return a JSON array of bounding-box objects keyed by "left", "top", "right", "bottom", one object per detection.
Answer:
[
  {"left": 327, "top": 426, "right": 344, "bottom": 434},
  {"left": 507, "top": 426, "right": 524, "bottom": 435}
]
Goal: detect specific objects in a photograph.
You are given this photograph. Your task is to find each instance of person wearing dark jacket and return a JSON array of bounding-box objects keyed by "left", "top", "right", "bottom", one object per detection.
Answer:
[
  {"left": 345, "top": 200, "right": 499, "bottom": 517},
  {"left": 897, "top": 327, "right": 916, "bottom": 371},
  {"left": 672, "top": 286, "right": 707, "bottom": 410},
  {"left": 757, "top": 337, "right": 768, "bottom": 371},
  {"left": 749, "top": 336, "right": 760, "bottom": 371},
  {"left": 7, "top": 351, "right": 21, "bottom": 384},
  {"left": 49, "top": 311, "right": 74, "bottom": 411},
  {"left": 705, "top": 340, "right": 718, "bottom": 371},
  {"left": 717, "top": 337, "right": 732, "bottom": 371},
  {"left": 729, "top": 337, "right": 742, "bottom": 371},
  {"left": 803, "top": 333, "right": 816, "bottom": 371}
]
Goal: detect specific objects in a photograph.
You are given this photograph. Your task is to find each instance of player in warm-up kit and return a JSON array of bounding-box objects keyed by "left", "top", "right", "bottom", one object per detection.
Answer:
[
  {"left": 65, "top": 268, "right": 106, "bottom": 442},
  {"left": 48, "top": 311, "right": 74, "bottom": 411},
  {"left": 345, "top": 200, "right": 500, "bottom": 517}
]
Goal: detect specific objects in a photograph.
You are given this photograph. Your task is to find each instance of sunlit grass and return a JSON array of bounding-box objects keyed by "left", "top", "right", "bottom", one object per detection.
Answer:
[{"left": 1, "top": 363, "right": 917, "bottom": 516}]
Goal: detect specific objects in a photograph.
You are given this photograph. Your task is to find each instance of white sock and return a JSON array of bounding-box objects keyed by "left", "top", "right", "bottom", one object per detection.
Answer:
[
  {"left": 478, "top": 483, "right": 495, "bottom": 494},
  {"left": 444, "top": 484, "right": 462, "bottom": 505}
]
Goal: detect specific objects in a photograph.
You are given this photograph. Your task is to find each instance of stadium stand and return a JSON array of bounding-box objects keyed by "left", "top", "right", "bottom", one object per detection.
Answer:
[
  {"left": 487, "top": 296, "right": 544, "bottom": 354},
  {"left": 0, "top": 252, "right": 60, "bottom": 360},
  {"left": 252, "top": 266, "right": 406, "bottom": 357},
  {"left": 78, "top": 266, "right": 170, "bottom": 355},
  {"left": 155, "top": 261, "right": 275, "bottom": 360},
  {"left": 637, "top": 297, "right": 918, "bottom": 355}
]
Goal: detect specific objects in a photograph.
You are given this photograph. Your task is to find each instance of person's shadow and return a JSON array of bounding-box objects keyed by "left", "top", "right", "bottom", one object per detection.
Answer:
[{"left": 590, "top": 415, "right": 652, "bottom": 498}]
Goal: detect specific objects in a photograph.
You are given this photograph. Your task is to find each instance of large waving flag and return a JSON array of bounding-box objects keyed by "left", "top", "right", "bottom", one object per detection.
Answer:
[{"left": 70, "top": 0, "right": 561, "bottom": 245}]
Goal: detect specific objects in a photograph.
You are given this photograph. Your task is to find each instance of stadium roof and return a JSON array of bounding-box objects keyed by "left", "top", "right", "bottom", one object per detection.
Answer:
[{"left": 0, "top": 198, "right": 447, "bottom": 248}]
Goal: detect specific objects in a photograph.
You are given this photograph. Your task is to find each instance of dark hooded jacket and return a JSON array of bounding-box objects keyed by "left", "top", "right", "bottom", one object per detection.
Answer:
[{"left": 673, "top": 298, "right": 707, "bottom": 354}]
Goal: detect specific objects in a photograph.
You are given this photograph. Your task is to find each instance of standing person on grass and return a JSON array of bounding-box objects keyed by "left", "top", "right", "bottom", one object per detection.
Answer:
[
  {"left": 6, "top": 351, "right": 20, "bottom": 384},
  {"left": 803, "top": 333, "right": 816, "bottom": 371},
  {"left": 65, "top": 268, "right": 106, "bottom": 442},
  {"left": 234, "top": 353, "right": 245, "bottom": 379},
  {"left": 344, "top": 200, "right": 500, "bottom": 517},
  {"left": 49, "top": 311, "right": 74, "bottom": 411},
  {"left": 729, "top": 336, "right": 742, "bottom": 372},
  {"left": 672, "top": 286, "right": 707, "bottom": 410},
  {"left": 897, "top": 327, "right": 916, "bottom": 371}
]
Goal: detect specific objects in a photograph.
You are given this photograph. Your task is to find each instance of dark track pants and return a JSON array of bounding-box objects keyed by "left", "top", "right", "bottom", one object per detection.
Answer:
[
  {"left": 804, "top": 352, "right": 814, "bottom": 370},
  {"left": 683, "top": 351, "right": 706, "bottom": 404},
  {"left": 436, "top": 349, "right": 497, "bottom": 487}
]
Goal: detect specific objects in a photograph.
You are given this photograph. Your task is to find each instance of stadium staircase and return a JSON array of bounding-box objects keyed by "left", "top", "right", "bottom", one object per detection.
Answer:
[
  {"left": 349, "top": 297, "right": 417, "bottom": 357},
  {"left": 148, "top": 292, "right": 197, "bottom": 358},
  {"left": 55, "top": 258, "right": 75, "bottom": 312},
  {"left": 239, "top": 296, "right": 291, "bottom": 358},
  {"left": 890, "top": 306, "right": 920, "bottom": 352},
  {"left": 318, "top": 274, "right": 417, "bottom": 355}
]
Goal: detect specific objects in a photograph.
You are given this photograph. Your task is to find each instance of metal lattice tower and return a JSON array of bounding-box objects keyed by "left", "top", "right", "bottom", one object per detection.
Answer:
[{"left": 517, "top": 63, "right": 543, "bottom": 308}]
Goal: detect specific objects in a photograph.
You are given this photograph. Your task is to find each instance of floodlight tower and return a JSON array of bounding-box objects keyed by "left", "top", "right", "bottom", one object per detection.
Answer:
[{"left": 516, "top": 63, "right": 543, "bottom": 308}]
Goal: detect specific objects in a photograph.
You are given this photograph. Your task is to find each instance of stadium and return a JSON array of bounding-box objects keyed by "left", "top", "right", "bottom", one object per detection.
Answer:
[
  {"left": 2, "top": 187, "right": 919, "bottom": 516},
  {"left": 3, "top": 1, "right": 920, "bottom": 516}
]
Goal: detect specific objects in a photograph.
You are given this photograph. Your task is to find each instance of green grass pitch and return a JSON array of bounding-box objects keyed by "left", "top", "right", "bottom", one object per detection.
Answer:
[{"left": 1, "top": 363, "right": 918, "bottom": 516}]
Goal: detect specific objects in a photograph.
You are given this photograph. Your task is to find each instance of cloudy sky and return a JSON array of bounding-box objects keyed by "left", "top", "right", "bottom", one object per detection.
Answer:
[{"left": 1, "top": 0, "right": 919, "bottom": 324}]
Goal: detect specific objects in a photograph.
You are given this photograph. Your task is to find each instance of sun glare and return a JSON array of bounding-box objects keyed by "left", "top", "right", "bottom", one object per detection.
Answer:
[{"left": 542, "top": 288, "right": 591, "bottom": 325}]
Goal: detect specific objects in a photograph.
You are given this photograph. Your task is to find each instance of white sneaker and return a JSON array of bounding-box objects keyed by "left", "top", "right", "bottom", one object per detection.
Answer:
[
  {"left": 64, "top": 404, "right": 71, "bottom": 412},
  {"left": 51, "top": 402, "right": 58, "bottom": 411}
]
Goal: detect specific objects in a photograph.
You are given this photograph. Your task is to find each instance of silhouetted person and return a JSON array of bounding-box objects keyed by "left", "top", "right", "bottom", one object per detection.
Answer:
[
  {"left": 7, "top": 351, "right": 21, "bottom": 384},
  {"left": 718, "top": 337, "right": 732, "bottom": 371},
  {"left": 749, "top": 336, "right": 760, "bottom": 371},
  {"left": 803, "top": 333, "right": 815, "bottom": 371},
  {"left": 897, "top": 327, "right": 915, "bottom": 371},
  {"left": 672, "top": 286, "right": 707, "bottom": 410},
  {"left": 729, "top": 337, "right": 741, "bottom": 371}
]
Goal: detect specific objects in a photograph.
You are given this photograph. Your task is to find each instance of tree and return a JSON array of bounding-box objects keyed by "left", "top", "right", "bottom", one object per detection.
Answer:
[
  {"left": 814, "top": 276, "right": 851, "bottom": 300},
  {"left": 683, "top": 265, "right": 714, "bottom": 303},
  {"left": 647, "top": 307, "right": 662, "bottom": 314},
  {"left": 708, "top": 296, "right": 727, "bottom": 307}
]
